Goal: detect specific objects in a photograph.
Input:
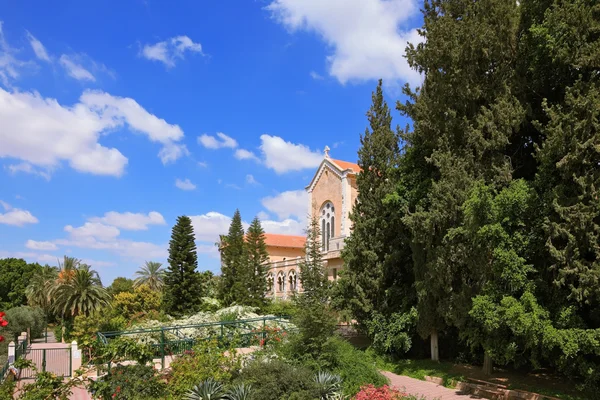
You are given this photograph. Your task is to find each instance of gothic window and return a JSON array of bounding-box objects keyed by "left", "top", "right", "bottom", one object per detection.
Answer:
[
  {"left": 288, "top": 270, "right": 297, "bottom": 291},
  {"left": 277, "top": 271, "right": 286, "bottom": 293},
  {"left": 320, "top": 201, "right": 335, "bottom": 252},
  {"left": 267, "top": 273, "right": 274, "bottom": 293}
]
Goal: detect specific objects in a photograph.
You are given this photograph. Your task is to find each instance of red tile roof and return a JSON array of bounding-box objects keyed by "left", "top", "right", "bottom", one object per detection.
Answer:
[
  {"left": 264, "top": 233, "right": 306, "bottom": 248},
  {"left": 331, "top": 159, "right": 361, "bottom": 173}
]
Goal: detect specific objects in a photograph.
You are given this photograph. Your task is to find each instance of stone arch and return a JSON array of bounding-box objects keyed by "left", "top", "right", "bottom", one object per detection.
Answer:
[{"left": 319, "top": 201, "right": 335, "bottom": 251}]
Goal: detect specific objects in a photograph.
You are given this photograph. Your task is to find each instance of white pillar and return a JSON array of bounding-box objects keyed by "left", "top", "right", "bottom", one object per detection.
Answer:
[
  {"left": 71, "top": 341, "right": 82, "bottom": 376},
  {"left": 7, "top": 342, "right": 15, "bottom": 363}
]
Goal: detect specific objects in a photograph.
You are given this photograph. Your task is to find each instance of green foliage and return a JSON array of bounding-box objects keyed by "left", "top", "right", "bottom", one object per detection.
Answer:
[
  {"left": 112, "top": 284, "right": 161, "bottom": 321},
  {"left": 89, "top": 364, "right": 167, "bottom": 400},
  {"left": 366, "top": 309, "right": 418, "bottom": 356},
  {"left": 51, "top": 264, "right": 111, "bottom": 319},
  {"left": 245, "top": 217, "right": 269, "bottom": 307},
  {"left": 166, "top": 339, "right": 242, "bottom": 398},
  {"left": 238, "top": 358, "right": 320, "bottom": 400},
  {"left": 5, "top": 306, "right": 45, "bottom": 341},
  {"left": 164, "top": 215, "right": 204, "bottom": 316},
  {"left": 299, "top": 217, "right": 329, "bottom": 302},
  {"left": 17, "top": 371, "right": 72, "bottom": 400},
  {"left": 71, "top": 312, "right": 126, "bottom": 359},
  {"left": 219, "top": 209, "right": 248, "bottom": 305},
  {"left": 133, "top": 261, "right": 165, "bottom": 292},
  {"left": 185, "top": 378, "right": 226, "bottom": 400},
  {"left": 107, "top": 277, "right": 134, "bottom": 297},
  {"left": 0, "top": 375, "right": 15, "bottom": 400},
  {"left": 0, "top": 258, "right": 43, "bottom": 309},
  {"left": 99, "top": 337, "right": 155, "bottom": 365},
  {"left": 261, "top": 299, "right": 298, "bottom": 318},
  {"left": 25, "top": 266, "right": 58, "bottom": 315}
]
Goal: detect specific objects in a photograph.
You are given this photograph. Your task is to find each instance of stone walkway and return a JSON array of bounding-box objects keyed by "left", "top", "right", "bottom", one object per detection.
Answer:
[{"left": 382, "top": 371, "right": 477, "bottom": 400}]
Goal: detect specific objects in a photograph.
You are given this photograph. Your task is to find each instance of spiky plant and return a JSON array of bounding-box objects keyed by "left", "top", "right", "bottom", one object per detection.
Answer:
[
  {"left": 225, "top": 382, "right": 253, "bottom": 400},
  {"left": 314, "top": 371, "right": 343, "bottom": 400},
  {"left": 185, "top": 378, "right": 226, "bottom": 400},
  {"left": 51, "top": 264, "right": 111, "bottom": 318}
]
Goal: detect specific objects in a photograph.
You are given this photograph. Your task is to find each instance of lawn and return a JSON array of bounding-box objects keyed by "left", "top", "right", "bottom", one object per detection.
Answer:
[{"left": 367, "top": 351, "right": 589, "bottom": 400}]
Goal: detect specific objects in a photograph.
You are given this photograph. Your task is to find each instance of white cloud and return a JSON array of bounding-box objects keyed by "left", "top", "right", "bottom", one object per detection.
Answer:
[
  {"left": 246, "top": 174, "right": 259, "bottom": 185},
  {"left": 89, "top": 211, "right": 166, "bottom": 231},
  {"left": 235, "top": 148, "right": 259, "bottom": 161},
  {"left": 175, "top": 178, "right": 196, "bottom": 191},
  {"left": 261, "top": 218, "right": 305, "bottom": 235},
  {"left": 59, "top": 54, "right": 95, "bottom": 81},
  {"left": 26, "top": 240, "right": 58, "bottom": 251},
  {"left": 257, "top": 211, "right": 270, "bottom": 220},
  {"left": 259, "top": 134, "right": 322, "bottom": 174},
  {"left": 198, "top": 132, "right": 238, "bottom": 149},
  {"left": 6, "top": 162, "right": 51, "bottom": 180},
  {"left": 26, "top": 32, "right": 51, "bottom": 62},
  {"left": 266, "top": 0, "right": 422, "bottom": 86},
  {"left": 309, "top": 70, "right": 323, "bottom": 80},
  {"left": 0, "top": 250, "right": 58, "bottom": 264},
  {"left": 0, "top": 200, "right": 38, "bottom": 227},
  {"left": 0, "top": 21, "right": 31, "bottom": 87},
  {"left": 0, "top": 87, "right": 186, "bottom": 177},
  {"left": 189, "top": 212, "right": 243, "bottom": 243},
  {"left": 197, "top": 161, "right": 208, "bottom": 168},
  {"left": 64, "top": 222, "right": 120, "bottom": 241},
  {"left": 141, "top": 35, "right": 203, "bottom": 68},
  {"left": 261, "top": 190, "right": 308, "bottom": 220}
]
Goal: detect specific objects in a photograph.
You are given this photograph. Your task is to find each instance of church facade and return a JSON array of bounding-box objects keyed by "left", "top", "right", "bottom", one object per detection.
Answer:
[{"left": 266, "top": 148, "right": 360, "bottom": 299}]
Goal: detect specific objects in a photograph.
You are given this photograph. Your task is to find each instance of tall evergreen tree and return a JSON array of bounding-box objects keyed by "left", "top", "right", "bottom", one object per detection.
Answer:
[
  {"left": 218, "top": 209, "right": 248, "bottom": 305},
  {"left": 245, "top": 217, "right": 269, "bottom": 307},
  {"left": 299, "top": 217, "right": 329, "bottom": 302},
  {"left": 338, "top": 80, "right": 416, "bottom": 352},
  {"left": 163, "top": 216, "right": 203, "bottom": 315}
]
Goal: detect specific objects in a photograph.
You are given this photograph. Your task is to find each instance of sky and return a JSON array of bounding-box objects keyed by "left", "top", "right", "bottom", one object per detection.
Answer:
[{"left": 0, "top": 0, "right": 423, "bottom": 285}]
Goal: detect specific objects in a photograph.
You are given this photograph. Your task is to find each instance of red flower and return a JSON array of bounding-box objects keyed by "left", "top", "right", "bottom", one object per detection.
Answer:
[
  {"left": 0, "top": 312, "right": 5, "bottom": 318},
  {"left": 0, "top": 320, "right": 8, "bottom": 327},
  {"left": 0, "top": 336, "right": 4, "bottom": 342}
]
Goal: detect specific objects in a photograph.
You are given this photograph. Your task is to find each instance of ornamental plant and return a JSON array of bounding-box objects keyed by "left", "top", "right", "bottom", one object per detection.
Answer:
[
  {"left": 352, "top": 385, "right": 407, "bottom": 400},
  {"left": 0, "top": 311, "right": 7, "bottom": 343}
]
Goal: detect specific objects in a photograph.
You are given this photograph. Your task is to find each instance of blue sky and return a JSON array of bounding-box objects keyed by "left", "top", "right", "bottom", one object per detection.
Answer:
[{"left": 0, "top": 0, "right": 422, "bottom": 285}]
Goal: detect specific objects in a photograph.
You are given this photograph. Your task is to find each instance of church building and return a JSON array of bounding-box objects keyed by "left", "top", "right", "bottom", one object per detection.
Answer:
[{"left": 266, "top": 147, "right": 360, "bottom": 299}]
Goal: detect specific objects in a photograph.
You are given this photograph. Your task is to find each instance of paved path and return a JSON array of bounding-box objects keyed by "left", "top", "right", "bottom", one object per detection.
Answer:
[{"left": 382, "top": 371, "right": 477, "bottom": 400}]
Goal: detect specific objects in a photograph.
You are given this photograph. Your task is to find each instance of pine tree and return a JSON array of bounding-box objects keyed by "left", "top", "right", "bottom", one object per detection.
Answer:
[
  {"left": 163, "top": 215, "right": 203, "bottom": 316},
  {"left": 339, "top": 79, "right": 416, "bottom": 342},
  {"left": 218, "top": 209, "right": 248, "bottom": 305},
  {"left": 299, "top": 217, "right": 329, "bottom": 302},
  {"left": 245, "top": 217, "right": 269, "bottom": 307}
]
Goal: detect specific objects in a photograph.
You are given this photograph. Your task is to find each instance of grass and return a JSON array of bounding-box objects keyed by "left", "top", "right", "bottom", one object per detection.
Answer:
[{"left": 365, "top": 349, "right": 589, "bottom": 400}]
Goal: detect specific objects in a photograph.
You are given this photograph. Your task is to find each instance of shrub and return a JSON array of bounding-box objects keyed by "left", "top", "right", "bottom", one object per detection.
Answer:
[
  {"left": 72, "top": 312, "right": 127, "bottom": 361},
  {"left": 89, "top": 364, "right": 166, "bottom": 400},
  {"left": 166, "top": 339, "right": 242, "bottom": 398},
  {"left": 5, "top": 306, "right": 45, "bottom": 341},
  {"left": 239, "top": 358, "right": 320, "bottom": 400},
  {"left": 261, "top": 299, "right": 298, "bottom": 318},
  {"left": 352, "top": 385, "right": 407, "bottom": 400}
]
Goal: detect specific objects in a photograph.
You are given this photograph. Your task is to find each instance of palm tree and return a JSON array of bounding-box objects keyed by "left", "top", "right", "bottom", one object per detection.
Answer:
[
  {"left": 57, "top": 255, "right": 80, "bottom": 283},
  {"left": 134, "top": 261, "right": 165, "bottom": 291},
  {"left": 26, "top": 266, "right": 58, "bottom": 312},
  {"left": 51, "top": 264, "right": 111, "bottom": 319}
]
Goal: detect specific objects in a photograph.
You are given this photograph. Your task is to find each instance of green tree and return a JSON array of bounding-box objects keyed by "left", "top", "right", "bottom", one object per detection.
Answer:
[
  {"left": 163, "top": 216, "right": 203, "bottom": 315},
  {"left": 338, "top": 80, "right": 416, "bottom": 353},
  {"left": 299, "top": 217, "right": 329, "bottom": 302},
  {"left": 25, "top": 265, "right": 58, "bottom": 315},
  {"left": 133, "top": 261, "right": 165, "bottom": 291},
  {"left": 107, "top": 277, "right": 134, "bottom": 297},
  {"left": 0, "top": 258, "right": 43, "bottom": 309},
  {"left": 57, "top": 256, "right": 80, "bottom": 283},
  {"left": 51, "top": 264, "right": 111, "bottom": 319},
  {"left": 245, "top": 217, "right": 269, "bottom": 307},
  {"left": 218, "top": 209, "right": 248, "bottom": 305}
]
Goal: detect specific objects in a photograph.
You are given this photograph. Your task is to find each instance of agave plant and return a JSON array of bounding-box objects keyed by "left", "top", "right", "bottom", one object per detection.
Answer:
[
  {"left": 186, "top": 378, "right": 226, "bottom": 400},
  {"left": 314, "top": 371, "right": 343, "bottom": 400},
  {"left": 225, "top": 382, "right": 253, "bottom": 400}
]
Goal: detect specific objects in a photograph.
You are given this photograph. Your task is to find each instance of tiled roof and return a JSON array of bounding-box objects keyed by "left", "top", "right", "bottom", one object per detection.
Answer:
[
  {"left": 264, "top": 233, "right": 306, "bottom": 248},
  {"left": 331, "top": 159, "right": 361, "bottom": 173}
]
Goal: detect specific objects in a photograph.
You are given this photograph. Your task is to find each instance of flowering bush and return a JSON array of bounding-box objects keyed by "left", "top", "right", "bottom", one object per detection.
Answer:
[
  {"left": 0, "top": 311, "right": 7, "bottom": 342},
  {"left": 353, "top": 384, "right": 407, "bottom": 400}
]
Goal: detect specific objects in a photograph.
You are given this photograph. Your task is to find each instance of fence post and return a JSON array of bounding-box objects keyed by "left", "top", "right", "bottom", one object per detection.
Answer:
[
  {"left": 71, "top": 341, "right": 80, "bottom": 377},
  {"left": 160, "top": 328, "right": 165, "bottom": 370},
  {"left": 7, "top": 342, "right": 15, "bottom": 363},
  {"left": 262, "top": 318, "right": 266, "bottom": 345},
  {"left": 42, "top": 349, "right": 46, "bottom": 372}
]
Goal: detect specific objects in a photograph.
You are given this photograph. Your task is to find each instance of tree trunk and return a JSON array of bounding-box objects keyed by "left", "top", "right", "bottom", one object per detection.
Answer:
[
  {"left": 430, "top": 330, "right": 439, "bottom": 361},
  {"left": 483, "top": 351, "right": 493, "bottom": 375},
  {"left": 62, "top": 325, "right": 65, "bottom": 344}
]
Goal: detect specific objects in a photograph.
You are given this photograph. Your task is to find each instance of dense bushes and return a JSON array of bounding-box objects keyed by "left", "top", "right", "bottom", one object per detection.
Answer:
[
  {"left": 89, "top": 364, "right": 167, "bottom": 400},
  {"left": 5, "top": 306, "right": 45, "bottom": 341}
]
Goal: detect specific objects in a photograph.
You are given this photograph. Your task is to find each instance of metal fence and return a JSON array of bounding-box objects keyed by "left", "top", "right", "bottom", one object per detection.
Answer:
[
  {"left": 0, "top": 338, "right": 28, "bottom": 384},
  {"left": 97, "top": 316, "right": 293, "bottom": 369},
  {"left": 19, "top": 347, "right": 72, "bottom": 379}
]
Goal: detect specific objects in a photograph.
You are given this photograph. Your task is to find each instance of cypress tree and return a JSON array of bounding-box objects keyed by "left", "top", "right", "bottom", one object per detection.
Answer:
[
  {"left": 339, "top": 80, "right": 416, "bottom": 344},
  {"left": 218, "top": 209, "right": 247, "bottom": 305},
  {"left": 299, "top": 217, "right": 329, "bottom": 302},
  {"left": 245, "top": 217, "right": 269, "bottom": 307},
  {"left": 163, "top": 215, "right": 203, "bottom": 316}
]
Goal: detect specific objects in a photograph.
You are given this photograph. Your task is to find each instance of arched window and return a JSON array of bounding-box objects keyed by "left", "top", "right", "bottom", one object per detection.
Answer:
[
  {"left": 277, "top": 271, "right": 286, "bottom": 293},
  {"left": 267, "top": 273, "right": 274, "bottom": 293},
  {"left": 320, "top": 201, "right": 335, "bottom": 251},
  {"left": 288, "top": 270, "right": 297, "bottom": 291}
]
